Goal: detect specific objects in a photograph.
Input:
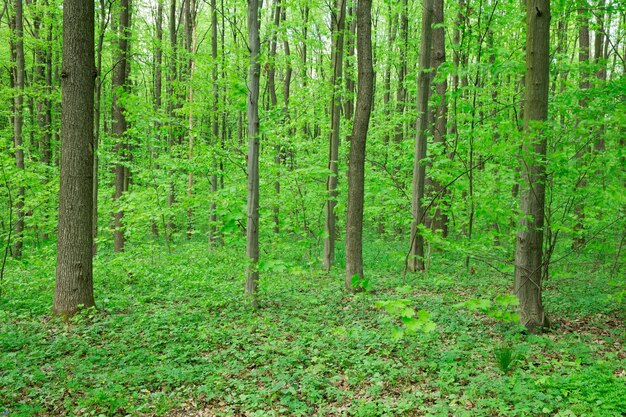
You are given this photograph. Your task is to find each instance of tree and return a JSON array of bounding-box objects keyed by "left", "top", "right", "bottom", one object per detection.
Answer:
[
  {"left": 112, "top": 0, "right": 131, "bottom": 252},
  {"left": 323, "top": 0, "right": 346, "bottom": 272},
  {"left": 245, "top": 0, "right": 261, "bottom": 301},
  {"left": 408, "top": 0, "right": 434, "bottom": 272},
  {"left": 54, "top": 0, "right": 96, "bottom": 315},
  {"left": 514, "top": 0, "right": 551, "bottom": 333},
  {"left": 345, "top": 0, "right": 373, "bottom": 290},
  {"left": 12, "top": 0, "right": 25, "bottom": 258}
]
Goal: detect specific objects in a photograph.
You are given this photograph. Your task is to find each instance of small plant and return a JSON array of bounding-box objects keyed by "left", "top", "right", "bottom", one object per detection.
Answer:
[
  {"left": 454, "top": 294, "right": 520, "bottom": 323},
  {"left": 351, "top": 274, "right": 373, "bottom": 293},
  {"left": 493, "top": 344, "right": 518, "bottom": 374},
  {"left": 375, "top": 299, "right": 436, "bottom": 338}
]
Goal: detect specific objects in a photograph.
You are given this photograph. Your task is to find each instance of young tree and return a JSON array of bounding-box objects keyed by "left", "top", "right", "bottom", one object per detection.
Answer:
[
  {"left": 54, "top": 0, "right": 96, "bottom": 315},
  {"left": 245, "top": 0, "right": 261, "bottom": 301},
  {"left": 323, "top": 0, "right": 346, "bottom": 272},
  {"left": 112, "top": 0, "right": 131, "bottom": 252},
  {"left": 345, "top": 0, "right": 373, "bottom": 290},
  {"left": 408, "top": 0, "right": 434, "bottom": 272},
  {"left": 12, "top": 0, "right": 25, "bottom": 258},
  {"left": 514, "top": 0, "right": 551, "bottom": 333}
]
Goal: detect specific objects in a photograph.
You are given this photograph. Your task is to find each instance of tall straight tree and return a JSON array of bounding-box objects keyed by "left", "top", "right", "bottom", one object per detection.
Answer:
[
  {"left": 112, "top": 0, "right": 131, "bottom": 252},
  {"left": 408, "top": 0, "right": 434, "bottom": 272},
  {"left": 514, "top": 0, "right": 551, "bottom": 333},
  {"left": 323, "top": 0, "right": 346, "bottom": 272},
  {"left": 245, "top": 0, "right": 261, "bottom": 301},
  {"left": 345, "top": 0, "right": 373, "bottom": 290},
  {"left": 13, "top": 0, "right": 25, "bottom": 258},
  {"left": 54, "top": 0, "right": 96, "bottom": 315}
]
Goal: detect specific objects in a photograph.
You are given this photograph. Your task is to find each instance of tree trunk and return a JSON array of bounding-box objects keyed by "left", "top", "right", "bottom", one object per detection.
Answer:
[
  {"left": 209, "top": 0, "right": 219, "bottom": 244},
  {"left": 425, "top": 0, "right": 448, "bottom": 236},
  {"left": 54, "top": 0, "right": 96, "bottom": 315},
  {"left": 408, "top": 0, "right": 434, "bottom": 272},
  {"left": 185, "top": 0, "right": 196, "bottom": 240},
  {"left": 166, "top": 0, "right": 178, "bottom": 237},
  {"left": 323, "top": 0, "right": 346, "bottom": 272},
  {"left": 345, "top": 0, "right": 373, "bottom": 290},
  {"left": 514, "top": 0, "right": 551, "bottom": 334},
  {"left": 573, "top": 1, "right": 590, "bottom": 249},
  {"left": 13, "top": 0, "right": 25, "bottom": 258},
  {"left": 245, "top": 0, "right": 261, "bottom": 301},
  {"left": 112, "top": 0, "right": 130, "bottom": 252},
  {"left": 93, "top": 0, "right": 109, "bottom": 255}
]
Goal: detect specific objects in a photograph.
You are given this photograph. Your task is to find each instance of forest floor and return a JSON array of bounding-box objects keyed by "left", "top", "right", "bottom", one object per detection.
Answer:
[{"left": 1, "top": 239, "right": 625, "bottom": 416}]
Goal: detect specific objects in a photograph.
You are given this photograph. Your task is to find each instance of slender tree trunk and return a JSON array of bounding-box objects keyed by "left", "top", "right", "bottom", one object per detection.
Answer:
[
  {"left": 573, "top": 1, "right": 590, "bottom": 249},
  {"left": 93, "top": 0, "right": 108, "bottom": 255},
  {"left": 209, "top": 0, "right": 219, "bottom": 244},
  {"left": 408, "top": 0, "right": 434, "bottom": 272},
  {"left": 245, "top": 0, "right": 262, "bottom": 301},
  {"left": 345, "top": 0, "right": 373, "bottom": 290},
  {"left": 166, "top": 0, "right": 178, "bottom": 237},
  {"left": 323, "top": 0, "right": 346, "bottom": 272},
  {"left": 13, "top": 0, "right": 25, "bottom": 258},
  {"left": 185, "top": 0, "right": 196, "bottom": 239},
  {"left": 54, "top": 0, "right": 96, "bottom": 315},
  {"left": 267, "top": 0, "right": 282, "bottom": 235},
  {"left": 112, "top": 0, "right": 130, "bottom": 252},
  {"left": 393, "top": 0, "right": 408, "bottom": 144},
  {"left": 514, "top": 0, "right": 551, "bottom": 334}
]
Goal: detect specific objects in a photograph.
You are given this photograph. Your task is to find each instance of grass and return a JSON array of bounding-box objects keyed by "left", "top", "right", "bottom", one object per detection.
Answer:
[{"left": 1, "top": 238, "right": 625, "bottom": 416}]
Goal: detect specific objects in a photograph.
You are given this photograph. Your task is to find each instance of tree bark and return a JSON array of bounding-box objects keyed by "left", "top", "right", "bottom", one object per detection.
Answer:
[
  {"left": 514, "top": 0, "right": 551, "bottom": 334},
  {"left": 425, "top": 0, "right": 448, "bottom": 236},
  {"left": 112, "top": 0, "right": 130, "bottom": 252},
  {"left": 54, "top": 0, "right": 96, "bottom": 315},
  {"left": 245, "top": 0, "right": 261, "bottom": 301},
  {"left": 209, "top": 0, "right": 219, "bottom": 244},
  {"left": 408, "top": 0, "right": 434, "bottom": 272},
  {"left": 323, "top": 0, "right": 346, "bottom": 272},
  {"left": 345, "top": 0, "right": 373, "bottom": 290},
  {"left": 573, "top": 1, "right": 590, "bottom": 249},
  {"left": 13, "top": 0, "right": 25, "bottom": 258}
]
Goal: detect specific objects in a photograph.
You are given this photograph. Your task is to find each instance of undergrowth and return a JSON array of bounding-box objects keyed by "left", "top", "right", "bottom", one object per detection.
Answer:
[{"left": 0, "top": 238, "right": 624, "bottom": 416}]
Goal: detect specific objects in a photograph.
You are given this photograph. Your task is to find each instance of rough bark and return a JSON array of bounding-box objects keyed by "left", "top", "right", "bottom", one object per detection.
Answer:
[
  {"left": 425, "top": 0, "right": 448, "bottom": 236},
  {"left": 323, "top": 0, "right": 346, "bottom": 272},
  {"left": 54, "top": 0, "right": 96, "bottom": 315},
  {"left": 245, "top": 0, "right": 261, "bottom": 301},
  {"left": 112, "top": 0, "right": 130, "bottom": 252},
  {"left": 408, "top": 0, "right": 434, "bottom": 272},
  {"left": 514, "top": 0, "right": 551, "bottom": 334},
  {"left": 345, "top": 0, "right": 373, "bottom": 290}
]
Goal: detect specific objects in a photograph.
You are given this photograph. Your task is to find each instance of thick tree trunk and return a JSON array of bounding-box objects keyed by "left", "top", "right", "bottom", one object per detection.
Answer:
[
  {"left": 245, "top": 0, "right": 261, "bottom": 301},
  {"left": 54, "top": 0, "right": 96, "bottom": 315},
  {"left": 408, "top": 0, "right": 434, "bottom": 272},
  {"left": 13, "top": 0, "right": 25, "bottom": 258},
  {"left": 514, "top": 0, "right": 551, "bottom": 334},
  {"left": 425, "top": 0, "right": 448, "bottom": 236},
  {"left": 345, "top": 0, "right": 373, "bottom": 290},
  {"left": 323, "top": 0, "right": 346, "bottom": 272}
]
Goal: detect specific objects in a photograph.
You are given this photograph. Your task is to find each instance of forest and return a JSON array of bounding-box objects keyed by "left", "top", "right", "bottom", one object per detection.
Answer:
[{"left": 0, "top": 0, "right": 625, "bottom": 414}]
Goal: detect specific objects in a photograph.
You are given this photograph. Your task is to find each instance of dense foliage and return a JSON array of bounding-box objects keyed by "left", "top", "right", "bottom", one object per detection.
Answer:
[{"left": 0, "top": 0, "right": 624, "bottom": 414}]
